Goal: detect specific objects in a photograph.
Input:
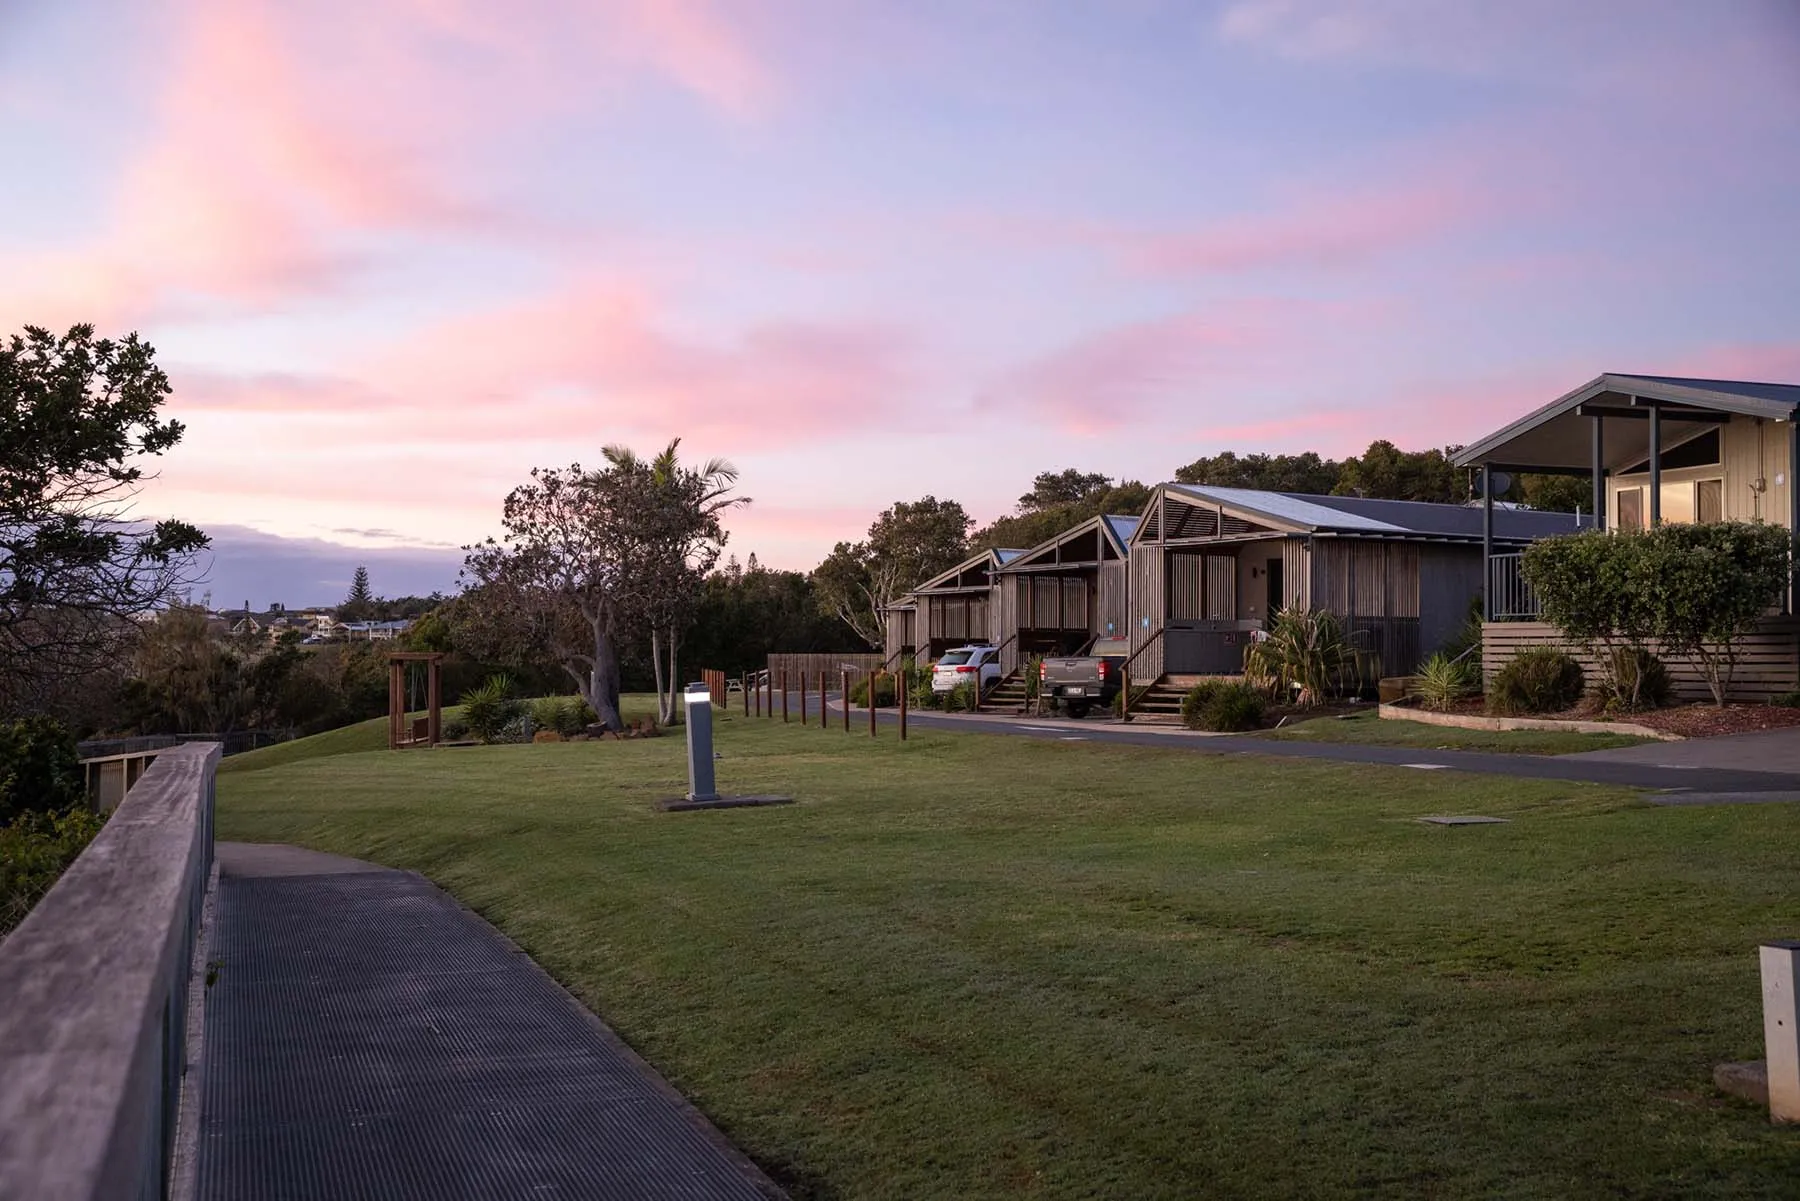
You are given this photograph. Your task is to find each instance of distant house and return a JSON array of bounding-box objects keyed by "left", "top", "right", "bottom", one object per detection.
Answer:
[
  {"left": 339, "top": 619, "right": 413, "bottom": 642},
  {"left": 1453, "top": 372, "right": 1800, "bottom": 699}
]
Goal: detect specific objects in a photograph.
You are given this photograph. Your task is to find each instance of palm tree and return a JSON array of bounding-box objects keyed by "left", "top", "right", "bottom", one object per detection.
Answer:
[{"left": 600, "top": 440, "right": 749, "bottom": 722}]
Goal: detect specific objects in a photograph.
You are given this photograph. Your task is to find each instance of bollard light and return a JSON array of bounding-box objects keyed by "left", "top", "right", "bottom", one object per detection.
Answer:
[
  {"left": 683, "top": 682, "right": 719, "bottom": 802},
  {"left": 1764, "top": 940, "right": 1800, "bottom": 1122}
]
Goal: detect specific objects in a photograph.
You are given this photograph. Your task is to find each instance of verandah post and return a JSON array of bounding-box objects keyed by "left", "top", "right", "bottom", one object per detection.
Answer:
[
  {"left": 1590, "top": 412, "right": 1606, "bottom": 531},
  {"left": 1481, "top": 463, "right": 1494, "bottom": 621}
]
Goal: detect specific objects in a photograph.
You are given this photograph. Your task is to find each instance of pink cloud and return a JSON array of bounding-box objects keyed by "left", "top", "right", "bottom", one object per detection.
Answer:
[{"left": 979, "top": 297, "right": 1387, "bottom": 434}]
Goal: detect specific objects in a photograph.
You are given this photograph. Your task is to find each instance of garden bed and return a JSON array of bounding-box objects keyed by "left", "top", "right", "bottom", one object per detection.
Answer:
[{"left": 1384, "top": 696, "right": 1800, "bottom": 739}]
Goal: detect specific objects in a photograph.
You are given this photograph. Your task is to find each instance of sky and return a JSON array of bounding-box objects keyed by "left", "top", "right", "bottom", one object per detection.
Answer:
[{"left": 4, "top": 0, "right": 1799, "bottom": 606}]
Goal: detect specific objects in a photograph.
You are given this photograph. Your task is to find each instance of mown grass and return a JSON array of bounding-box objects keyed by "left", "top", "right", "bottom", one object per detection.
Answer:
[
  {"left": 217, "top": 710, "right": 1799, "bottom": 1199},
  {"left": 219, "top": 694, "right": 663, "bottom": 775},
  {"left": 1262, "top": 708, "right": 1651, "bottom": 755}
]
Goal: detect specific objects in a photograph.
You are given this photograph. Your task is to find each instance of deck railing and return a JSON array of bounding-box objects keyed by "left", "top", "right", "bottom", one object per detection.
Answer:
[
  {"left": 1488, "top": 553, "right": 1540, "bottom": 620},
  {"left": 0, "top": 741, "right": 220, "bottom": 1201}
]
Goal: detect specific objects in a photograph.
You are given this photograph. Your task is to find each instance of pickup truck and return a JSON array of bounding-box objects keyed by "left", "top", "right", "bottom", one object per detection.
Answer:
[{"left": 1038, "top": 637, "right": 1131, "bottom": 718}]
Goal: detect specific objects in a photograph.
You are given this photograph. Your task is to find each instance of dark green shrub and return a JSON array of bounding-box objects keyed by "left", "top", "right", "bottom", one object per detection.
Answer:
[
  {"left": 0, "top": 716, "right": 84, "bottom": 825},
  {"left": 442, "top": 717, "right": 471, "bottom": 741},
  {"left": 460, "top": 674, "right": 525, "bottom": 743},
  {"left": 946, "top": 681, "right": 977, "bottom": 713},
  {"left": 1605, "top": 647, "right": 1673, "bottom": 711},
  {"left": 1, "top": 805, "right": 105, "bottom": 936},
  {"left": 1488, "top": 648, "right": 1584, "bottom": 716},
  {"left": 528, "top": 695, "right": 597, "bottom": 737},
  {"left": 559, "top": 698, "right": 598, "bottom": 736},
  {"left": 849, "top": 675, "right": 897, "bottom": 708},
  {"left": 1181, "top": 680, "right": 1266, "bottom": 732},
  {"left": 1411, "top": 652, "right": 1479, "bottom": 711},
  {"left": 1774, "top": 689, "right": 1800, "bottom": 709}
]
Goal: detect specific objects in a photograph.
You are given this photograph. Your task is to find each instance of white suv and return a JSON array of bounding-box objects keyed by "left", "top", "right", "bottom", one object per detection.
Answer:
[{"left": 931, "top": 646, "right": 1004, "bottom": 694}]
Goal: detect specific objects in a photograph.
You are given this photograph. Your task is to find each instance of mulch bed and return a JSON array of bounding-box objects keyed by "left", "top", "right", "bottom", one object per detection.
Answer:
[{"left": 1388, "top": 696, "right": 1800, "bottom": 738}]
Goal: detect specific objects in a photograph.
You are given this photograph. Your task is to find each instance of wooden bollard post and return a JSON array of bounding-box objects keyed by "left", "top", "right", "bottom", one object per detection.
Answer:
[
  {"left": 841, "top": 670, "right": 850, "bottom": 732},
  {"left": 743, "top": 674, "right": 749, "bottom": 717},
  {"left": 898, "top": 665, "right": 908, "bottom": 740},
  {"left": 781, "top": 670, "right": 789, "bottom": 722},
  {"left": 1120, "top": 665, "right": 1130, "bottom": 721},
  {"left": 799, "top": 672, "right": 807, "bottom": 724},
  {"left": 1765, "top": 940, "right": 1800, "bottom": 1122},
  {"left": 869, "top": 671, "right": 878, "bottom": 738},
  {"left": 818, "top": 672, "right": 826, "bottom": 728}
]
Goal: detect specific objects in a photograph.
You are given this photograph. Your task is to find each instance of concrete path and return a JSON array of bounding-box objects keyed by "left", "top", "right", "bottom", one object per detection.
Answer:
[
  {"left": 198, "top": 843, "right": 783, "bottom": 1201},
  {"left": 811, "top": 698, "right": 1800, "bottom": 795},
  {"left": 1564, "top": 724, "right": 1800, "bottom": 771}
]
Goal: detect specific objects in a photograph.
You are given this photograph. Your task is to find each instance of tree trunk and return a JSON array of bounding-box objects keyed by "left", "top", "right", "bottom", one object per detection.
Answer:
[
  {"left": 650, "top": 627, "right": 670, "bottom": 725},
  {"left": 585, "top": 622, "right": 625, "bottom": 731},
  {"left": 664, "top": 630, "right": 681, "bottom": 724}
]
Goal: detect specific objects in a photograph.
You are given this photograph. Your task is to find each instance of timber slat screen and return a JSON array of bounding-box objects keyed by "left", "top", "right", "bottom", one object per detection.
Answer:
[
  {"left": 766, "top": 654, "right": 883, "bottom": 688},
  {"left": 1483, "top": 619, "right": 1800, "bottom": 702}
]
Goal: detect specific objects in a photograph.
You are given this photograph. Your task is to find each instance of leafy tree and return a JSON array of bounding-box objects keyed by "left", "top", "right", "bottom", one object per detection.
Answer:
[
  {"left": 0, "top": 715, "right": 84, "bottom": 824},
  {"left": 339, "top": 565, "right": 374, "bottom": 621},
  {"left": 1018, "top": 469, "right": 1114, "bottom": 512},
  {"left": 602, "top": 440, "right": 747, "bottom": 724},
  {"left": 813, "top": 497, "right": 972, "bottom": 646},
  {"left": 1634, "top": 523, "right": 1791, "bottom": 706},
  {"left": 685, "top": 558, "right": 863, "bottom": 675},
  {"left": 1515, "top": 474, "right": 1592, "bottom": 514},
  {"left": 1334, "top": 440, "right": 1463, "bottom": 503},
  {"left": 1519, "top": 531, "right": 1654, "bottom": 703},
  {"left": 1174, "top": 451, "right": 1342, "bottom": 494},
  {"left": 460, "top": 463, "right": 661, "bottom": 732},
  {"left": 971, "top": 475, "right": 1152, "bottom": 552},
  {"left": 0, "top": 324, "right": 207, "bottom": 716}
]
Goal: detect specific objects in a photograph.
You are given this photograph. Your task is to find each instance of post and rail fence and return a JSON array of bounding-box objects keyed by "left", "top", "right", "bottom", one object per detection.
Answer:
[{"left": 0, "top": 741, "right": 221, "bottom": 1201}]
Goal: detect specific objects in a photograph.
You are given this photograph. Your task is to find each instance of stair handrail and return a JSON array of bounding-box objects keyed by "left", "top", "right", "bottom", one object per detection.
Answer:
[{"left": 1118, "top": 628, "right": 1165, "bottom": 719}]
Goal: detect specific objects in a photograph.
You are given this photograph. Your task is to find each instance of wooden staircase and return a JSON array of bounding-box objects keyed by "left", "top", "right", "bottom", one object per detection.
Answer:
[
  {"left": 985, "top": 671, "right": 1031, "bottom": 713},
  {"left": 1124, "top": 678, "right": 1189, "bottom": 721}
]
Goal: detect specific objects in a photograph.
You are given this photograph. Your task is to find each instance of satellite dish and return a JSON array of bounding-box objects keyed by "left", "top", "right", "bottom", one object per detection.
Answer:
[{"left": 1474, "top": 470, "right": 1512, "bottom": 496}]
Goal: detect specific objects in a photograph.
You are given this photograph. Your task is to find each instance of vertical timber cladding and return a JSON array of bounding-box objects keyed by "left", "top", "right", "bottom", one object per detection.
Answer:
[
  {"left": 1129, "top": 540, "right": 1165, "bottom": 678},
  {"left": 1097, "top": 559, "right": 1128, "bottom": 637},
  {"left": 996, "top": 576, "right": 1022, "bottom": 675},
  {"left": 1308, "top": 539, "right": 1424, "bottom": 675},
  {"left": 1062, "top": 576, "right": 1089, "bottom": 632},
  {"left": 1280, "top": 538, "right": 1311, "bottom": 609},
  {"left": 1166, "top": 552, "right": 1239, "bottom": 620}
]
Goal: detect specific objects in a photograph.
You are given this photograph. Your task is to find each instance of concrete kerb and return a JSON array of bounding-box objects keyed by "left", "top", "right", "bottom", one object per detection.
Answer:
[{"left": 1375, "top": 703, "right": 1678, "bottom": 741}]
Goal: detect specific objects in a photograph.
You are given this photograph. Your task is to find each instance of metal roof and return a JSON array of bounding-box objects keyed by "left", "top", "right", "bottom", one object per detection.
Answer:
[
  {"left": 1454, "top": 373, "right": 1800, "bottom": 469},
  {"left": 1102, "top": 514, "right": 1141, "bottom": 547},
  {"left": 1164, "top": 483, "right": 1589, "bottom": 542},
  {"left": 994, "top": 513, "right": 1140, "bottom": 572},
  {"left": 912, "top": 546, "right": 1026, "bottom": 593}
]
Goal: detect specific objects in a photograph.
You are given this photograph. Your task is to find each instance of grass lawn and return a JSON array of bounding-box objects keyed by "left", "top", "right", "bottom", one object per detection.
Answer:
[
  {"left": 1262, "top": 708, "right": 1652, "bottom": 755},
  {"left": 217, "top": 710, "right": 1799, "bottom": 1199}
]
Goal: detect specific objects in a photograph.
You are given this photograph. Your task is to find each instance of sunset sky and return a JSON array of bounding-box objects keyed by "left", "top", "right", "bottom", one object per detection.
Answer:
[{"left": 4, "top": 1, "right": 1798, "bottom": 604}]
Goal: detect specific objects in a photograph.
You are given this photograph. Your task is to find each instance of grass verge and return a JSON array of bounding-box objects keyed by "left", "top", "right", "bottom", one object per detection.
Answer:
[
  {"left": 217, "top": 710, "right": 1797, "bottom": 1199},
  {"left": 1260, "top": 708, "right": 1651, "bottom": 754}
]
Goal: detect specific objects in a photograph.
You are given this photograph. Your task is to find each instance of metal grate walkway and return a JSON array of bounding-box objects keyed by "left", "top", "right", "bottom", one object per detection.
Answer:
[{"left": 199, "top": 854, "right": 781, "bottom": 1200}]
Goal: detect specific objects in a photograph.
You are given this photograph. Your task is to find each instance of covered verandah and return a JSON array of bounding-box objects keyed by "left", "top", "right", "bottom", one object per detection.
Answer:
[{"left": 1452, "top": 373, "right": 1800, "bottom": 620}]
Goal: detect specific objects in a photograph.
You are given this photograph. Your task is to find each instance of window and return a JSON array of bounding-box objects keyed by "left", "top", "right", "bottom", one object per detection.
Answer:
[
  {"left": 1616, "top": 487, "right": 1644, "bottom": 530},
  {"left": 1660, "top": 481, "right": 1695, "bottom": 525},
  {"left": 1697, "top": 478, "right": 1724, "bottom": 523}
]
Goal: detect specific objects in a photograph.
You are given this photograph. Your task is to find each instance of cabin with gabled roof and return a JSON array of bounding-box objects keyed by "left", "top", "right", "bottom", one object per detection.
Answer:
[
  {"left": 986, "top": 514, "right": 1137, "bottom": 676},
  {"left": 882, "top": 546, "right": 1025, "bottom": 663},
  {"left": 1123, "top": 484, "right": 1589, "bottom": 681}
]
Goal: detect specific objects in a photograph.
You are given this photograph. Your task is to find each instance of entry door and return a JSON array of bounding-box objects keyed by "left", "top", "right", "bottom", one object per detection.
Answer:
[{"left": 1266, "top": 558, "right": 1284, "bottom": 616}]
